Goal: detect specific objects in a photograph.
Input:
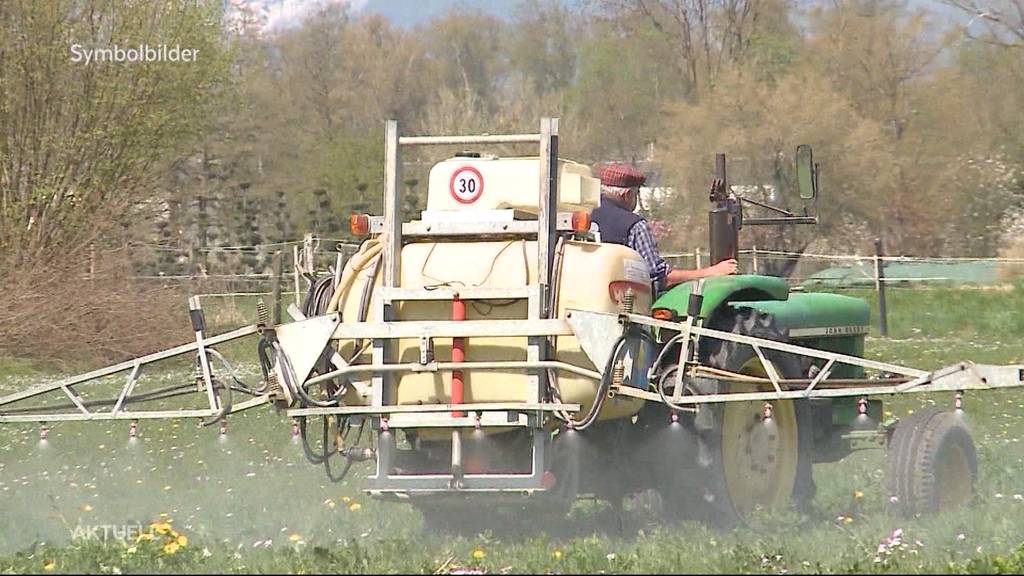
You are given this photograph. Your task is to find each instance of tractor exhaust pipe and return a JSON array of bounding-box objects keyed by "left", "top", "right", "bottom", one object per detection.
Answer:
[{"left": 709, "top": 153, "right": 741, "bottom": 266}]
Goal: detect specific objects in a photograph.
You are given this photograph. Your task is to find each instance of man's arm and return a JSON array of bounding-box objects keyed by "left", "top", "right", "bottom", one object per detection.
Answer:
[
  {"left": 627, "top": 220, "right": 738, "bottom": 289},
  {"left": 664, "top": 259, "right": 738, "bottom": 286},
  {"left": 625, "top": 220, "right": 671, "bottom": 286}
]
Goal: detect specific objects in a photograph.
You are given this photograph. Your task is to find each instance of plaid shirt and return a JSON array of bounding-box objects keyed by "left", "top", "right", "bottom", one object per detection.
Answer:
[{"left": 626, "top": 219, "right": 672, "bottom": 290}]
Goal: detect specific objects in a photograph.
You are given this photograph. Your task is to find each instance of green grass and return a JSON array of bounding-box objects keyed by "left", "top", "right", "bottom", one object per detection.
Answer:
[
  {"left": 2, "top": 286, "right": 1024, "bottom": 573},
  {"left": 0, "top": 356, "right": 50, "bottom": 380}
]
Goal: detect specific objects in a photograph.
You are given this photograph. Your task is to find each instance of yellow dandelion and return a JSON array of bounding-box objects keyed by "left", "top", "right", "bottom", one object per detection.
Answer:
[
  {"left": 843, "top": 516, "right": 854, "bottom": 525},
  {"left": 150, "top": 522, "right": 172, "bottom": 535},
  {"left": 552, "top": 549, "right": 563, "bottom": 560},
  {"left": 82, "top": 504, "right": 93, "bottom": 512},
  {"left": 324, "top": 499, "right": 336, "bottom": 509},
  {"left": 176, "top": 534, "right": 188, "bottom": 547},
  {"left": 907, "top": 409, "right": 914, "bottom": 415},
  {"left": 163, "top": 485, "right": 172, "bottom": 491},
  {"left": 853, "top": 489, "right": 864, "bottom": 500},
  {"left": 348, "top": 502, "right": 362, "bottom": 512},
  {"left": 341, "top": 496, "right": 351, "bottom": 503},
  {"left": 42, "top": 559, "right": 56, "bottom": 571},
  {"left": 163, "top": 541, "right": 180, "bottom": 555},
  {"left": 136, "top": 533, "right": 154, "bottom": 542},
  {"left": 472, "top": 548, "right": 486, "bottom": 560},
  {"left": 289, "top": 533, "right": 303, "bottom": 543}
]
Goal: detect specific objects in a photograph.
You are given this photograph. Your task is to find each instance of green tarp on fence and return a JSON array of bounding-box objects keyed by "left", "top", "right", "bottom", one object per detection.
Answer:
[{"left": 802, "top": 260, "right": 999, "bottom": 288}]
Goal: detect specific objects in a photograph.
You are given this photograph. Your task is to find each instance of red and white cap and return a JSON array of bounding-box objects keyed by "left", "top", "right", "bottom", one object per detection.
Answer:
[{"left": 598, "top": 163, "right": 646, "bottom": 188}]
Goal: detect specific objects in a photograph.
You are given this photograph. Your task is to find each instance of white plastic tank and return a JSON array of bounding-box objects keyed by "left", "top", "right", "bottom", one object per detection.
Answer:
[
  {"left": 335, "top": 239, "right": 651, "bottom": 428},
  {"left": 426, "top": 155, "right": 600, "bottom": 213}
]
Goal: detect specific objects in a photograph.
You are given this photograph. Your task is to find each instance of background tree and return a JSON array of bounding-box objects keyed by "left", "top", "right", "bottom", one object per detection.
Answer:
[
  {"left": 5, "top": 0, "right": 1023, "bottom": 280},
  {"left": 0, "top": 0, "right": 231, "bottom": 264}
]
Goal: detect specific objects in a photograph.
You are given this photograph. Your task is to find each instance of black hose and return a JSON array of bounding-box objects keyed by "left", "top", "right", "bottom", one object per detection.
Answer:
[
  {"left": 271, "top": 342, "right": 342, "bottom": 408},
  {"left": 297, "top": 414, "right": 354, "bottom": 483},
  {"left": 561, "top": 331, "right": 629, "bottom": 431},
  {"left": 198, "top": 375, "right": 232, "bottom": 427},
  {"left": 206, "top": 348, "right": 265, "bottom": 395},
  {"left": 321, "top": 415, "right": 353, "bottom": 482},
  {"left": 302, "top": 275, "right": 336, "bottom": 318},
  {"left": 650, "top": 333, "right": 687, "bottom": 375},
  {"left": 541, "top": 236, "right": 567, "bottom": 413},
  {"left": 298, "top": 415, "right": 328, "bottom": 464}
]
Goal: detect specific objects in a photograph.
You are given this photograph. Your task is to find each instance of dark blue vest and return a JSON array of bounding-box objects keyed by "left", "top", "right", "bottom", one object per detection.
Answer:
[{"left": 590, "top": 200, "right": 643, "bottom": 245}]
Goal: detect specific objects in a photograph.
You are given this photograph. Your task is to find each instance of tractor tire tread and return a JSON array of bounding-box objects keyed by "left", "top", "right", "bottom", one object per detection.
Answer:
[
  {"left": 887, "top": 408, "right": 977, "bottom": 517},
  {"left": 687, "top": 306, "right": 815, "bottom": 527}
]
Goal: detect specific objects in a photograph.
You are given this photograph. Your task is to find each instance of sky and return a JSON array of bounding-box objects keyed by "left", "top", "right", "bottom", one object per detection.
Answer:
[
  {"left": 242, "top": 0, "right": 544, "bottom": 32},
  {"left": 228, "top": 0, "right": 970, "bottom": 35}
]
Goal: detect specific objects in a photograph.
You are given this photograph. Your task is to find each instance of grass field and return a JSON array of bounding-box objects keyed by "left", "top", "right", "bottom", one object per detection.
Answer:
[{"left": 2, "top": 286, "right": 1024, "bottom": 574}]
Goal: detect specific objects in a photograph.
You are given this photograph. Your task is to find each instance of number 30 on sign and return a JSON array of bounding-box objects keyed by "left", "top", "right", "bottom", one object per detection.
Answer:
[{"left": 449, "top": 166, "right": 484, "bottom": 204}]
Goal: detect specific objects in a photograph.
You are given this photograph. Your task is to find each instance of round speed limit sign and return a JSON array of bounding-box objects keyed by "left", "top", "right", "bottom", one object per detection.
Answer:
[{"left": 449, "top": 166, "right": 484, "bottom": 204}]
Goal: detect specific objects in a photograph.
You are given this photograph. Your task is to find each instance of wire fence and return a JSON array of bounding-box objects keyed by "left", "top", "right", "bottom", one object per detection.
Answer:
[
  {"left": 88, "top": 235, "right": 1023, "bottom": 338},
  {"left": 116, "top": 237, "right": 364, "bottom": 306},
  {"left": 664, "top": 247, "right": 1024, "bottom": 289},
  {"left": 101, "top": 237, "right": 1023, "bottom": 307}
]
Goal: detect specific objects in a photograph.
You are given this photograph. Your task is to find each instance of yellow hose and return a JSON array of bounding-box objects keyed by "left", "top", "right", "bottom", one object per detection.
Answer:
[{"left": 326, "top": 235, "right": 385, "bottom": 314}]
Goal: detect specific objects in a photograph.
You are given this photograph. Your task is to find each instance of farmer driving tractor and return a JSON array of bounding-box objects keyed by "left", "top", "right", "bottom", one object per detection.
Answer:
[{"left": 590, "top": 163, "right": 738, "bottom": 293}]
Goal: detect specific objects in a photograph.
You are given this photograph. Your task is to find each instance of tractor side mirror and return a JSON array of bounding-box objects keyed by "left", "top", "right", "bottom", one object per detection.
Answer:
[{"left": 796, "top": 145, "right": 817, "bottom": 200}]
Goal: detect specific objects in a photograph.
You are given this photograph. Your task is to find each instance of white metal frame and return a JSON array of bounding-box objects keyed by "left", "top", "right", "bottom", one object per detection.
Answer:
[
  {"left": 365, "top": 118, "right": 562, "bottom": 493},
  {"left": 0, "top": 301, "right": 266, "bottom": 423}
]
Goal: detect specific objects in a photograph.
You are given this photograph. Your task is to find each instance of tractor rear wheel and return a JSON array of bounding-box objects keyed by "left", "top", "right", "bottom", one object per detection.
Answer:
[
  {"left": 886, "top": 408, "right": 976, "bottom": 516},
  {"left": 660, "top": 307, "right": 815, "bottom": 528}
]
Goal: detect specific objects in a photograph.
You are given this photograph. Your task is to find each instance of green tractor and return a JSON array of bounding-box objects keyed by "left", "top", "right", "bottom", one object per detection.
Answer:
[
  {"left": 577, "top": 147, "right": 881, "bottom": 527},
  {"left": 567, "top": 144, "right": 975, "bottom": 528}
]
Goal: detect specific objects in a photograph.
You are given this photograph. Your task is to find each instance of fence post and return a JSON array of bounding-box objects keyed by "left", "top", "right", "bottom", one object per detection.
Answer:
[
  {"left": 293, "top": 244, "right": 301, "bottom": 307},
  {"left": 751, "top": 244, "right": 759, "bottom": 275},
  {"left": 303, "top": 232, "right": 315, "bottom": 273},
  {"left": 695, "top": 248, "right": 703, "bottom": 269},
  {"left": 271, "top": 251, "right": 283, "bottom": 325},
  {"left": 874, "top": 238, "right": 889, "bottom": 337}
]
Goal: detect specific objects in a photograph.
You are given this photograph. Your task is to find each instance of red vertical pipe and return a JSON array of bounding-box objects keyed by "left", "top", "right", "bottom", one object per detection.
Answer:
[{"left": 451, "top": 296, "right": 466, "bottom": 417}]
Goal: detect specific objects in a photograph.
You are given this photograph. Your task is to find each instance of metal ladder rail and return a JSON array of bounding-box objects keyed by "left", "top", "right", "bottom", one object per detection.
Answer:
[{"left": 367, "top": 118, "right": 560, "bottom": 492}]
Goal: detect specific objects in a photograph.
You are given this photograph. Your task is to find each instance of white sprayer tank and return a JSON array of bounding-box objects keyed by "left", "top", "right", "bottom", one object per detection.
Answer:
[
  {"left": 426, "top": 155, "right": 600, "bottom": 212},
  {"left": 335, "top": 156, "right": 651, "bottom": 429}
]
